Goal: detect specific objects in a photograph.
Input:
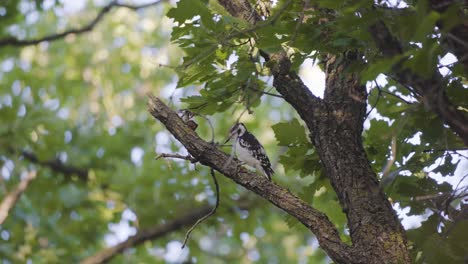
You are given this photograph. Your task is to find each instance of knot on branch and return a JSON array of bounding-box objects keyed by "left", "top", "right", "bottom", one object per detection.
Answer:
[{"left": 268, "top": 52, "right": 291, "bottom": 76}]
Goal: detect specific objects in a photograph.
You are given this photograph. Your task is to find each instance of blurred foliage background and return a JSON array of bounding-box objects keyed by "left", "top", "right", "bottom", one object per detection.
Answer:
[{"left": 0, "top": 0, "right": 467, "bottom": 263}]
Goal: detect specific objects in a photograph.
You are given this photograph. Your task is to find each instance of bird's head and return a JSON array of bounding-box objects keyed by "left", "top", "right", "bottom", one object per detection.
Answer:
[{"left": 224, "top": 123, "right": 247, "bottom": 143}]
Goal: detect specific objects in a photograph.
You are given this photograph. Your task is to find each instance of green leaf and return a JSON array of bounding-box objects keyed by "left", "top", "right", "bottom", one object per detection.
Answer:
[
  {"left": 414, "top": 11, "right": 440, "bottom": 42},
  {"left": 361, "top": 55, "right": 403, "bottom": 83},
  {"left": 272, "top": 118, "right": 309, "bottom": 146},
  {"left": 167, "top": 0, "right": 215, "bottom": 29},
  {"left": 404, "top": 41, "right": 440, "bottom": 78}
]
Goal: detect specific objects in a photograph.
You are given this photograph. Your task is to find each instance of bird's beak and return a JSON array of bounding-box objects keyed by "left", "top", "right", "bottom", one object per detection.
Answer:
[
  {"left": 223, "top": 134, "right": 232, "bottom": 144},
  {"left": 224, "top": 130, "right": 235, "bottom": 144}
]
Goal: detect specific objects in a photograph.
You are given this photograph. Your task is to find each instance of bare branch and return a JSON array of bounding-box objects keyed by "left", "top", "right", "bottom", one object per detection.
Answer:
[
  {"left": 0, "top": 171, "right": 37, "bottom": 225},
  {"left": 269, "top": 52, "right": 324, "bottom": 128},
  {"left": 81, "top": 195, "right": 257, "bottom": 264},
  {"left": 0, "top": 0, "right": 167, "bottom": 48},
  {"left": 146, "top": 94, "right": 355, "bottom": 263},
  {"left": 155, "top": 153, "right": 197, "bottom": 163},
  {"left": 80, "top": 205, "right": 213, "bottom": 264},
  {"left": 365, "top": 82, "right": 382, "bottom": 119},
  {"left": 20, "top": 150, "right": 88, "bottom": 181},
  {"left": 247, "top": 86, "right": 284, "bottom": 98}
]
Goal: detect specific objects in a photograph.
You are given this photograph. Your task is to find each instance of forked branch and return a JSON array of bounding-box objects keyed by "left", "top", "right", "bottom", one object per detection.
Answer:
[{"left": 146, "top": 94, "right": 355, "bottom": 263}]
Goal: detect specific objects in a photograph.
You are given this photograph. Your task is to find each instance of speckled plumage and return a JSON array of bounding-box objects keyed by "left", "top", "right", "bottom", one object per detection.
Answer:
[{"left": 228, "top": 123, "right": 273, "bottom": 180}]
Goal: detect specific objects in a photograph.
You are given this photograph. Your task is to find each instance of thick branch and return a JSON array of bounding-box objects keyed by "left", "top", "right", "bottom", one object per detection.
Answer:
[
  {"left": 217, "top": 0, "right": 261, "bottom": 24},
  {"left": 216, "top": 0, "right": 323, "bottom": 133},
  {"left": 0, "top": 171, "right": 36, "bottom": 225},
  {"left": 429, "top": 0, "right": 468, "bottom": 73},
  {"left": 146, "top": 94, "right": 355, "bottom": 263},
  {"left": 80, "top": 205, "right": 213, "bottom": 264},
  {"left": 0, "top": 0, "right": 166, "bottom": 48},
  {"left": 216, "top": 1, "right": 409, "bottom": 263},
  {"left": 269, "top": 52, "right": 324, "bottom": 128},
  {"left": 369, "top": 21, "right": 468, "bottom": 146},
  {"left": 20, "top": 151, "right": 88, "bottom": 181}
]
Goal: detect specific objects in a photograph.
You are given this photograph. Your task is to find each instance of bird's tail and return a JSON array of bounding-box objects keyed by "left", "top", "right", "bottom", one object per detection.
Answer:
[{"left": 262, "top": 166, "right": 274, "bottom": 181}]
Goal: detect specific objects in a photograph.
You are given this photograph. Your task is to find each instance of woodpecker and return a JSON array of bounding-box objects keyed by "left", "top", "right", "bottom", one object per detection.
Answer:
[{"left": 225, "top": 123, "right": 274, "bottom": 180}]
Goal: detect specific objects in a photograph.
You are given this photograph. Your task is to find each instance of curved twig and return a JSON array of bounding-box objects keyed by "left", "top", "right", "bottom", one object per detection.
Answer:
[
  {"left": 0, "top": 0, "right": 166, "bottom": 47},
  {"left": 182, "top": 168, "right": 220, "bottom": 248}
]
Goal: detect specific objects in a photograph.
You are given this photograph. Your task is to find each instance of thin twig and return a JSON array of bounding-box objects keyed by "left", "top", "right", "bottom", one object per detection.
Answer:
[
  {"left": 181, "top": 0, "right": 292, "bottom": 69},
  {"left": 80, "top": 205, "right": 213, "bottom": 264},
  {"left": 422, "top": 148, "right": 468, "bottom": 153},
  {"left": 290, "top": 0, "right": 310, "bottom": 45},
  {"left": 380, "top": 136, "right": 397, "bottom": 182},
  {"left": 414, "top": 192, "right": 450, "bottom": 202},
  {"left": 182, "top": 168, "right": 220, "bottom": 248},
  {"left": 447, "top": 32, "right": 468, "bottom": 49},
  {"left": 380, "top": 90, "right": 413, "bottom": 104},
  {"left": 365, "top": 82, "right": 382, "bottom": 119},
  {"left": 194, "top": 113, "right": 216, "bottom": 143},
  {"left": 0, "top": 0, "right": 166, "bottom": 47},
  {"left": 247, "top": 86, "right": 284, "bottom": 98},
  {"left": 155, "top": 153, "right": 197, "bottom": 163},
  {"left": 453, "top": 172, "right": 468, "bottom": 195},
  {"left": 222, "top": 137, "right": 239, "bottom": 171},
  {"left": 235, "top": 77, "right": 276, "bottom": 124}
]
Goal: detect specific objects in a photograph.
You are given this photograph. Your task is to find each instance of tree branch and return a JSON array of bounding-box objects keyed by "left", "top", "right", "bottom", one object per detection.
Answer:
[
  {"left": 82, "top": 194, "right": 257, "bottom": 264},
  {"left": 80, "top": 204, "right": 213, "bottom": 264},
  {"left": 369, "top": 20, "right": 468, "bottom": 146},
  {"left": 268, "top": 52, "right": 324, "bottom": 128},
  {"left": 218, "top": 0, "right": 262, "bottom": 24},
  {"left": 146, "top": 94, "right": 355, "bottom": 263},
  {"left": 375, "top": 1, "right": 468, "bottom": 73},
  {"left": 155, "top": 153, "right": 197, "bottom": 163},
  {"left": 0, "top": 0, "right": 166, "bottom": 48},
  {"left": 216, "top": 0, "right": 323, "bottom": 132},
  {"left": 429, "top": 0, "right": 468, "bottom": 73},
  {"left": 20, "top": 150, "right": 88, "bottom": 181},
  {"left": 0, "top": 171, "right": 36, "bottom": 225},
  {"left": 215, "top": 1, "right": 410, "bottom": 263}
]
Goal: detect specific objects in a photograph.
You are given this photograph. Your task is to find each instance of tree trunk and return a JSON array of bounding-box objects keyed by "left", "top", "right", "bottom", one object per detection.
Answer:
[
  {"left": 272, "top": 52, "right": 410, "bottom": 263},
  {"left": 318, "top": 54, "right": 409, "bottom": 263},
  {"left": 216, "top": 1, "right": 412, "bottom": 262}
]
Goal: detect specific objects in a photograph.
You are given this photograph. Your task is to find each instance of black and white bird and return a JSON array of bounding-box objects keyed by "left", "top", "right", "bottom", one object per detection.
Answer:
[{"left": 225, "top": 123, "right": 274, "bottom": 180}]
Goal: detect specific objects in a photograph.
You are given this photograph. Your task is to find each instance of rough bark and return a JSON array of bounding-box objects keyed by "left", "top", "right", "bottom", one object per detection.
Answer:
[
  {"left": 320, "top": 53, "right": 409, "bottom": 262},
  {"left": 147, "top": 95, "right": 356, "bottom": 263},
  {"left": 268, "top": 51, "right": 410, "bottom": 263},
  {"left": 217, "top": 0, "right": 261, "bottom": 24},
  {"left": 216, "top": 1, "right": 411, "bottom": 263}
]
